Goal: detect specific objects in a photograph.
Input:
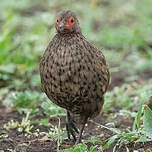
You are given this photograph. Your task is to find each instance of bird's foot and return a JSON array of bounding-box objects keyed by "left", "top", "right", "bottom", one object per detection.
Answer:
[
  {"left": 66, "top": 111, "right": 79, "bottom": 141},
  {"left": 73, "top": 119, "right": 87, "bottom": 147}
]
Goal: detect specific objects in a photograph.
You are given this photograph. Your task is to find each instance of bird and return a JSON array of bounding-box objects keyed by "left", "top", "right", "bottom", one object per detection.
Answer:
[{"left": 40, "top": 10, "right": 110, "bottom": 146}]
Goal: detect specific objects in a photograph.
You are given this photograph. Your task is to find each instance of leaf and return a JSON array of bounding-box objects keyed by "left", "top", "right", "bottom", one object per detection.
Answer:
[
  {"left": 95, "top": 122, "right": 122, "bottom": 134},
  {"left": 39, "top": 118, "right": 49, "bottom": 126},
  {"left": 145, "top": 148, "right": 152, "bottom": 152},
  {"left": 109, "top": 128, "right": 122, "bottom": 134},
  {"left": 74, "top": 144, "right": 88, "bottom": 152},
  {"left": 143, "top": 105, "right": 152, "bottom": 139},
  {"left": 136, "top": 104, "right": 143, "bottom": 129},
  {"left": 102, "top": 135, "right": 118, "bottom": 150},
  {"left": 135, "top": 135, "right": 152, "bottom": 143},
  {"left": 133, "top": 102, "right": 144, "bottom": 131},
  {"left": 89, "top": 145, "right": 98, "bottom": 152}
]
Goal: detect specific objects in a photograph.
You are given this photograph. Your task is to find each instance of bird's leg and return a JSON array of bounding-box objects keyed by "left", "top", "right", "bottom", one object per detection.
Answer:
[
  {"left": 66, "top": 111, "right": 79, "bottom": 141},
  {"left": 74, "top": 118, "right": 88, "bottom": 146}
]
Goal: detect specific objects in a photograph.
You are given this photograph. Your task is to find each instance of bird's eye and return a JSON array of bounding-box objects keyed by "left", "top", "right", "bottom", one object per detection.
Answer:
[
  {"left": 70, "top": 18, "right": 74, "bottom": 23},
  {"left": 56, "top": 19, "right": 61, "bottom": 26}
]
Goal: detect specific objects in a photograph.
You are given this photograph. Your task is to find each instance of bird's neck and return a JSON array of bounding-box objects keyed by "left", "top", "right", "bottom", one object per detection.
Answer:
[{"left": 57, "top": 31, "right": 81, "bottom": 37}]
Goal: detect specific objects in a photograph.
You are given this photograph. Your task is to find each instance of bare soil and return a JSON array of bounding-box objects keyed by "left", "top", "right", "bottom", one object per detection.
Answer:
[{"left": 0, "top": 106, "right": 152, "bottom": 152}]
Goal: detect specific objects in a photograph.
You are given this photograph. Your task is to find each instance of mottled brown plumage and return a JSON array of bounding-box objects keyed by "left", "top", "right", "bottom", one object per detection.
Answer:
[{"left": 40, "top": 10, "right": 110, "bottom": 145}]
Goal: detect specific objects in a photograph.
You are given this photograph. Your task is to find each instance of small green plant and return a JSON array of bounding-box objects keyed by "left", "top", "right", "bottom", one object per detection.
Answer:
[
  {"left": 4, "top": 112, "right": 33, "bottom": 133},
  {"left": 4, "top": 120, "right": 19, "bottom": 131},
  {"left": 18, "top": 112, "right": 33, "bottom": 133},
  {"left": 32, "top": 118, "right": 50, "bottom": 127},
  {"left": 64, "top": 144, "right": 98, "bottom": 152},
  {"left": 7, "top": 149, "right": 16, "bottom": 152},
  {"left": 146, "top": 148, "right": 152, "bottom": 152},
  {"left": 104, "top": 84, "right": 133, "bottom": 111},
  {"left": 84, "top": 135, "right": 104, "bottom": 145},
  {"left": 100, "top": 100, "right": 152, "bottom": 151},
  {"left": 0, "top": 133, "right": 8, "bottom": 139},
  {"left": 7, "top": 149, "right": 25, "bottom": 152},
  {"left": 12, "top": 90, "right": 41, "bottom": 110}
]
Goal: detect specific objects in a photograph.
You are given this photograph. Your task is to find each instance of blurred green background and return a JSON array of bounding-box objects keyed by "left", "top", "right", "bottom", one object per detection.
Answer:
[{"left": 0, "top": 0, "right": 152, "bottom": 114}]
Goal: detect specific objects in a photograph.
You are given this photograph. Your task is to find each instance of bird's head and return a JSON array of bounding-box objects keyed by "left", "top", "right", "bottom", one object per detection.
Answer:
[{"left": 55, "top": 10, "right": 81, "bottom": 34}]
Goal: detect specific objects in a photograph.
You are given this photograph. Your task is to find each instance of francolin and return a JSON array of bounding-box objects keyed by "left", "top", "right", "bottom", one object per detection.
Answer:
[{"left": 40, "top": 10, "right": 110, "bottom": 146}]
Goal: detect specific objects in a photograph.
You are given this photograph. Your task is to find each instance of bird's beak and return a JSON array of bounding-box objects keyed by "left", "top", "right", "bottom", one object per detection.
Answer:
[{"left": 59, "top": 20, "right": 66, "bottom": 31}]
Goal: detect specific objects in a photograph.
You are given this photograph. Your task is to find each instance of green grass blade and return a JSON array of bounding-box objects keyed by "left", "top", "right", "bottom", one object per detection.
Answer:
[{"left": 143, "top": 105, "right": 152, "bottom": 139}]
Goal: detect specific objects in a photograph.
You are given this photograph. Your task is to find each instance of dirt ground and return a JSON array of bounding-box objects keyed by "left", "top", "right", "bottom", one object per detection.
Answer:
[
  {"left": 0, "top": 68, "right": 152, "bottom": 152},
  {"left": 0, "top": 106, "right": 152, "bottom": 152}
]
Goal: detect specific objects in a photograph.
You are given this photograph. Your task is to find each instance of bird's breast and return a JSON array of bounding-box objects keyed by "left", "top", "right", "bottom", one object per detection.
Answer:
[{"left": 40, "top": 35, "right": 109, "bottom": 116}]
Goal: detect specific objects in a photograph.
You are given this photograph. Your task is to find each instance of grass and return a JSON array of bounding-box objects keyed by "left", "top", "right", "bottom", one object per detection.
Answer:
[{"left": 0, "top": 0, "right": 152, "bottom": 151}]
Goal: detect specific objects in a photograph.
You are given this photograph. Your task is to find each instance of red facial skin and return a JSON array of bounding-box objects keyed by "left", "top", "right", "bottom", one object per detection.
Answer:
[
  {"left": 57, "top": 18, "right": 61, "bottom": 27},
  {"left": 57, "top": 16, "right": 74, "bottom": 34}
]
